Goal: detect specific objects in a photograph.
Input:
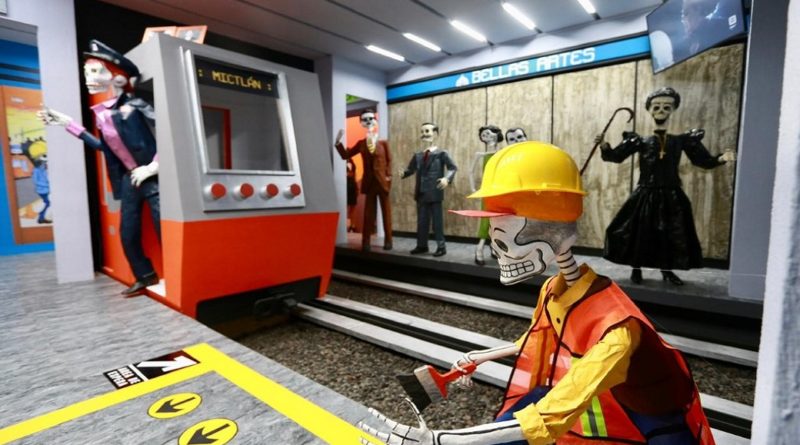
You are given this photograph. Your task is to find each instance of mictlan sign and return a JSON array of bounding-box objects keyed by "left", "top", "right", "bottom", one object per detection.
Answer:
[{"left": 388, "top": 35, "right": 649, "bottom": 102}]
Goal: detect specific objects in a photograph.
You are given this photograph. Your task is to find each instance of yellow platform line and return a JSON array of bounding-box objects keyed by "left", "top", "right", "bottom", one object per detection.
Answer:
[
  {"left": 0, "top": 343, "right": 377, "bottom": 445},
  {"left": 0, "top": 362, "right": 212, "bottom": 444},
  {"left": 186, "top": 343, "right": 375, "bottom": 445}
]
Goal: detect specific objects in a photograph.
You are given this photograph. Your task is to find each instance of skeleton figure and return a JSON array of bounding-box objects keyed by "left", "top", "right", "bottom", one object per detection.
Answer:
[
  {"left": 597, "top": 86, "right": 734, "bottom": 285},
  {"left": 361, "top": 142, "right": 715, "bottom": 445},
  {"left": 504, "top": 127, "right": 528, "bottom": 144},
  {"left": 401, "top": 123, "right": 457, "bottom": 257},
  {"left": 470, "top": 125, "right": 504, "bottom": 265},
  {"left": 38, "top": 40, "right": 161, "bottom": 297},
  {"left": 334, "top": 109, "right": 393, "bottom": 251}
]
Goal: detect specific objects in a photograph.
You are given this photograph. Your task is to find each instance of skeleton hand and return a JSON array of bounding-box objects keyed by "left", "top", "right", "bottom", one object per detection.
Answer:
[
  {"left": 452, "top": 353, "right": 476, "bottom": 388},
  {"left": 437, "top": 177, "right": 449, "bottom": 189},
  {"left": 594, "top": 133, "right": 611, "bottom": 150},
  {"left": 719, "top": 150, "right": 736, "bottom": 163},
  {"left": 359, "top": 399, "right": 435, "bottom": 445},
  {"left": 131, "top": 161, "right": 158, "bottom": 187},
  {"left": 37, "top": 106, "right": 72, "bottom": 126},
  {"left": 335, "top": 129, "right": 344, "bottom": 145}
]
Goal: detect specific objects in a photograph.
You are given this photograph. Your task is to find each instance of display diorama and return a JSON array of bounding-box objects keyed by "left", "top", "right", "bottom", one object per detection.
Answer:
[
  {"left": 334, "top": 109, "right": 393, "bottom": 252},
  {"left": 401, "top": 122, "right": 457, "bottom": 257},
  {"left": 597, "top": 86, "right": 734, "bottom": 285},
  {"left": 469, "top": 125, "right": 504, "bottom": 265},
  {"left": 360, "top": 141, "right": 716, "bottom": 445},
  {"left": 39, "top": 40, "right": 160, "bottom": 297}
]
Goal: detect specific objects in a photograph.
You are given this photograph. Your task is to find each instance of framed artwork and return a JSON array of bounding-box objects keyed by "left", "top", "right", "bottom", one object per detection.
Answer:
[
  {"left": 176, "top": 26, "right": 208, "bottom": 44},
  {"left": 142, "top": 26, "right": 178, "bottom": 43}
]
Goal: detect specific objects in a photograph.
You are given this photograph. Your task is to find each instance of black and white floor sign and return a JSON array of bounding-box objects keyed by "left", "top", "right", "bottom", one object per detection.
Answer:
[{"left": 104, "top": 350, "right": 198, "bottom": 389}]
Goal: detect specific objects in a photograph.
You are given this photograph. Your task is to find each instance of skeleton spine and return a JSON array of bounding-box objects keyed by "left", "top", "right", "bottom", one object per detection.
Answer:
[{"left": 557, "top": 250, "right": 581, "bottom": 287}]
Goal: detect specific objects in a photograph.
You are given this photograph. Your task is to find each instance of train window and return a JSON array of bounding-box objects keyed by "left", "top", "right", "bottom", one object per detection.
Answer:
[{"left": 191, "top": 56, "right": 291, "bottom": 173}]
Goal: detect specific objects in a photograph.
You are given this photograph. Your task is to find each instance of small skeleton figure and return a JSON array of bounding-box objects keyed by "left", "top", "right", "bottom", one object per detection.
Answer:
[
  {"left": 38, "top": 40, "right": 160, "bottom": 297},
  {"left": 469, "top": 125, "right": 504, "bottom": 265},
  {"left": 400, "top": 123, "right": 457, "bottom": 257},
  {"left": 360, "top": 142, "right": 715, "bottom": 445},
  {"left": 596, "top": 86, "right": 735, "bottom": 285},
  {"left": 334, "top": 109, "right": 393, "bottom": 252},
  {"left": 504, "top": 127, "right": 528, "bottom": 144}
]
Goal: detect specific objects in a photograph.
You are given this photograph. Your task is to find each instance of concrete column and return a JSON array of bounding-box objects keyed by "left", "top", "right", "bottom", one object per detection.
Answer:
[
  {"left": 751, "top": 0, "right": 800, "bottom": 440},
  {"left": 727, "top": 0, "right": 790, "bottom": 299}
]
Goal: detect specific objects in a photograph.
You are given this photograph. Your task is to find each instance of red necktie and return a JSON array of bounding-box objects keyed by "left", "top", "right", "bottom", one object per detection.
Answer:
[{"left": 423, "top": 150, "right": 430, "bottom": 164}]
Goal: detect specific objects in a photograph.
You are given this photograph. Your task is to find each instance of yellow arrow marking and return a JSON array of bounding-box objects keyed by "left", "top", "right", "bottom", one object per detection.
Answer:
[
  {"left": 178, "top": 418, "right": 237, "bottom": 445},
  {"left": 147, "top": 392, "right": 202, "bottom": 419},
  {"left": 0, "top": 344, "right": 379, "bottom": 445}
]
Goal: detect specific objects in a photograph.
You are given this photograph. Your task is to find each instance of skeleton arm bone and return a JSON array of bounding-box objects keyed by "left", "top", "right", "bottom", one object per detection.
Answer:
[
  {"left": 359, "top": 401, "right": 526, "bottom": 445},
  {"left": 469, "top": 152, "right": 491, "bottom": 193},
  {"left": 453, "top": 343, "right": 519, "bottom": 387}
]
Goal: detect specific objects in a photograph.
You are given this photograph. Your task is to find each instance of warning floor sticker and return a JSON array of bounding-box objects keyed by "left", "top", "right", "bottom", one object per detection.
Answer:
[{"left": 0, "top": 344, "right": 375, "bottom": 445}]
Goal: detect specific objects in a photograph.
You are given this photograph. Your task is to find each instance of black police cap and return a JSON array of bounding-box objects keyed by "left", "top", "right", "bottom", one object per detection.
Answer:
[{"left": 83, "top": 39, "right": 140, "bottom": 79}]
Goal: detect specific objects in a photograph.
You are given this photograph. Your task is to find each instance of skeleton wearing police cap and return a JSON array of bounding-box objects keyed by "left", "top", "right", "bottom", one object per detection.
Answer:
[
  {"left": 38, "top": 40, "right": 161, "bottom": 297},
  {"left": 360, "top": 142, "right": 715, "bottom": 445}
]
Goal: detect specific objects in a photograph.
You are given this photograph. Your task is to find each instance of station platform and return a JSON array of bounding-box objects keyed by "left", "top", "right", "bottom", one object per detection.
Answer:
[{"left": 0, "top": 253, "right": 372, "bottom": 444}]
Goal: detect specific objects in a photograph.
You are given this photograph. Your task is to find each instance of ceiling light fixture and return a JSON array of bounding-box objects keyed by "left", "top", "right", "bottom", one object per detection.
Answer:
[
  {"left": 450, "top": 20, "right": 487, "bottom": 43},
  {"left": 403, "top": 33, "right": 442, "bottom": 52},
  {"left": 502, "top": 2, "right": 536, "bottom": 30},
  {"left": 576, "top": 0, "right": 597, "bottom": 14},
  {"left": 366, "top": 45, "right": 406, "bottom": 62}
]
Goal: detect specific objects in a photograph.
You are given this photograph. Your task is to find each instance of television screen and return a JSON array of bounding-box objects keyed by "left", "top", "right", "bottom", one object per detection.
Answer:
[{"left": 647, "top": 0, "right": 746, "bottom": 73}]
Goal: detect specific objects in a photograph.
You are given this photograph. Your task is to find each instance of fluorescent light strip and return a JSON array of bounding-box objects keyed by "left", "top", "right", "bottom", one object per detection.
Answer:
[
  {"left": 576, "top": 0, "right": 597, "bottom": 14},
  {"left": 450, "top": 20, "right": 487, "bottom": 43},
  {"left": 403, "top": 33, "right": 442, "bottom": 52},
  {"left": 502, "top": 2, "right": 536, "bottom": 30},
  {"left": 366, "top": 45, "right": 405, "bottom": 62}
]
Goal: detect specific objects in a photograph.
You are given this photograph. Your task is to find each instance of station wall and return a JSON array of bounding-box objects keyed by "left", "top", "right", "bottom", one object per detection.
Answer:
[{"left": 389, "top": 44, "right": 743, "bottom": 260}]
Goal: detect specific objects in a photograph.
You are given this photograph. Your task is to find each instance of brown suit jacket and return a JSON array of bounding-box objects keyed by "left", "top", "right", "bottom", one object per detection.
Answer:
[{"left": 335, "top": 138, "right": 392, "bottom": 194}]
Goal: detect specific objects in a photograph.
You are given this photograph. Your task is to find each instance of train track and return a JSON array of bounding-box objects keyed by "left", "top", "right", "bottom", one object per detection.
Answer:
[{"left": 293, "top": 272, "right": 753, "bottom": 444}]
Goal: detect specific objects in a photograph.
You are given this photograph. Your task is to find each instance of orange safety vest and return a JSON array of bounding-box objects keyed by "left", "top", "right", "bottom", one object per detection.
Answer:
[{"left": 497, "top": 277, "right": 715, "bottom": 445}]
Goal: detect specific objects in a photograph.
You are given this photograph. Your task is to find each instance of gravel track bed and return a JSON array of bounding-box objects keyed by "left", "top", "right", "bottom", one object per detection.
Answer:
[
  {"left": 327, "top": 280, "right": 756, "bottom": 406},
  {"left": 238, "top": 279, "right": 755, "bottom": 430},
  {"left": 239, "top": 320, "right": 501, "bottom": 429}
]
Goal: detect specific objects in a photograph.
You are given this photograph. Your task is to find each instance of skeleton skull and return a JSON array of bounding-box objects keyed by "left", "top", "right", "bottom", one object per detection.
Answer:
[
  {"left": 359, "top": 111, "right": 378, "bottom": 130},
  {"left": 489, "top": 215, "right": 577, "bottom": 285},
  {"left": 648, "top": 96, "right": 675, "bottom": 125},
  {"left": 420, "top": 123, "right": 438, "bottom": 143},
  {"left": 480, "top": 128, "right": 498, "bottom": 145},
  {"left": 83, "top": 60, "right": 115, "bottom": 95},
  {"left": 505, "top": 128, "right": 528, "bottom": 144}
]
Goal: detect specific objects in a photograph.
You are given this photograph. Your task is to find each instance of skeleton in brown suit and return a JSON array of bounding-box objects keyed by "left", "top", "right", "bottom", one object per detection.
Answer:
[{"left": 334, "top": 109, "right": 393, "bottom": 252}]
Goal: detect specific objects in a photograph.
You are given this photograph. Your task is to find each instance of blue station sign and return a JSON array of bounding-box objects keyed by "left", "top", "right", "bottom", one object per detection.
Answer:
[{"left": 387, "top": 35, "right": 650, "bottom": 102}]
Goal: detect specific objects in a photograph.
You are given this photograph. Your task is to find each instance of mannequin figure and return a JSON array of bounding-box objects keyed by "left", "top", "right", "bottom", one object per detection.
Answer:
[
  {"left": 469, "top": 125, "right": 504, "bottom": 265},
  {"left": 596, "top": 87, "right": 734, "bottom": 285},
  {"left": 334, "top": 109, "right": 393, "bottom": 252},
  {"left": 504, "top": 127, "right": 528, "bottom": 144},
  {"left": 360, "top": 142, "right": 715, "bottom": 445},
  {"left": 346, "top": 158, "right": 358, "bottom": 232},
  {"left": 401, "top": 123, "right": 457, "bottom": 257},
  {"left": 38, "top": 40, "right": 160, "bottom": 297}
]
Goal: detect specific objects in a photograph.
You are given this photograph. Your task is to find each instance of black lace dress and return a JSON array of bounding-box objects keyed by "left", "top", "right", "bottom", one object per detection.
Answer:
[{"left": 601, "top": 129, "right": 725, "bottom": 270}]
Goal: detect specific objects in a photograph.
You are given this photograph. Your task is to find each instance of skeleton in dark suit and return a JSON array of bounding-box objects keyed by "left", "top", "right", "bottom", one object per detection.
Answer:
[
  {"left": 334, "top": 109, "right": 393, "bottom": 252},
  {"left": 401, "top": 122, "right": 457, "bottom": 257}
]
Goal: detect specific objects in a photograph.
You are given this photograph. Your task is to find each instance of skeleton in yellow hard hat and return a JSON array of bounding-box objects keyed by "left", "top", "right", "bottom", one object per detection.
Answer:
[{"left": 360, "top": 142, "right": 715, "bottom": 445}]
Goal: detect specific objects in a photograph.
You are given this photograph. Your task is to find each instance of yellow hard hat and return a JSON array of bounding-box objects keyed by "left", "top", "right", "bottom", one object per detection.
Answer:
[
  {"left": 29, "top": 141, "right": 48, "bottom": 160},
  {"left": 464, "top": 141, "right": 585, "bottom": 222}
]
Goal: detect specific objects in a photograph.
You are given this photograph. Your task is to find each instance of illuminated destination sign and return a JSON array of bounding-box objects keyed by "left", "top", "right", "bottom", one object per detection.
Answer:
[
  {"left": 387, "top": 35, "right": 650, "bottom": 102},
  {"left": 195, "top": 58, "right": 278, "bottom": 97}
]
